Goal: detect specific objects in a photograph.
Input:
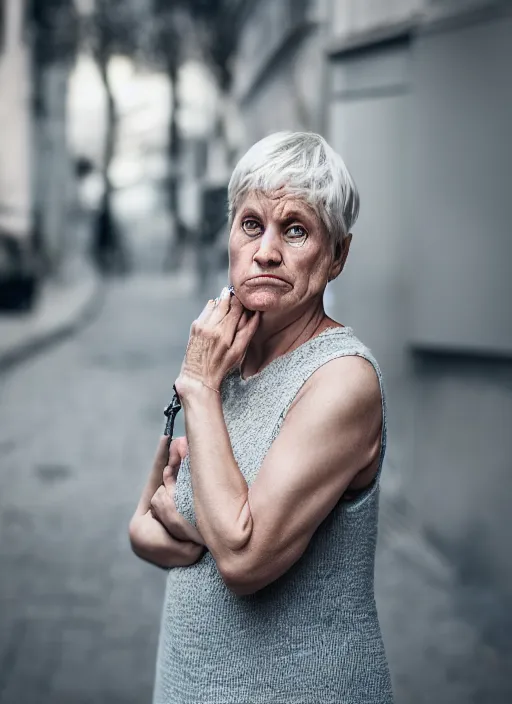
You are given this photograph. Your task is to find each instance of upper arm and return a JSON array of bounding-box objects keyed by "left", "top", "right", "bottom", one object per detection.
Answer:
[{"left": 221, "top": 355, "right": 383, "bottom": 595}]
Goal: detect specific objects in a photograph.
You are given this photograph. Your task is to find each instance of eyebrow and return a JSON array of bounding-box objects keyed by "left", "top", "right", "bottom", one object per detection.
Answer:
[
  {"left": 240, "top": 206, "right": 314, "bottom": 226},
  {"left": 281, "top": 209, "right": 313, "bottom": 224}
]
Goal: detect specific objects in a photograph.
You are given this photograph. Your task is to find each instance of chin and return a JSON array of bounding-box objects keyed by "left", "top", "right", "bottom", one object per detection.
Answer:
[{"left": 242, "top": 291, "right": 285, "bottom": 311}]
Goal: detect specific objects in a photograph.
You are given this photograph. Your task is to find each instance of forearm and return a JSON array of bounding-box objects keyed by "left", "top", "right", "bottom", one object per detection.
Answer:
[
  {"left": 181, "top": 385, "right": 253, "bottom": 561},
  {"left": 130, "top": 435, "right": 205, "bottom": 567}
]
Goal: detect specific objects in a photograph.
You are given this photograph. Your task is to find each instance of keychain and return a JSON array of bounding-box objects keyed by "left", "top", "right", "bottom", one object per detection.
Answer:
[{"left": 163, "top": 384, "right": 181, "bottom": 439}]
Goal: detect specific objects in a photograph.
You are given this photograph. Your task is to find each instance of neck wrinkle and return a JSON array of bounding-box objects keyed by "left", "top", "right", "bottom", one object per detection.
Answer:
[{"left": 242, "top": 306, "right": 328, "bottom": 379}]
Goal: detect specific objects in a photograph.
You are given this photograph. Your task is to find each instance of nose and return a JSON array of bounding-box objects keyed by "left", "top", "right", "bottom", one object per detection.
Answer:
[{"left": 252, "top": 225, "right": 283, "bottom": 268}]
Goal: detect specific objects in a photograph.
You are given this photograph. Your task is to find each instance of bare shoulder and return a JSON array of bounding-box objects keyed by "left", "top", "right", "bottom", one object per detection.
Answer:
[
  {"left": 290, "top": 354, "right": 382, "bottom": 417},
  {"left": 285, "top": 353, "right": 384, "bottom": 485}
]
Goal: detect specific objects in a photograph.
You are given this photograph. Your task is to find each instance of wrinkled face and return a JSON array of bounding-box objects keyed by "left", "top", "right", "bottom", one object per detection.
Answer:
[{"left": 229, "top": 190, "right": 347, "bottom": 313}]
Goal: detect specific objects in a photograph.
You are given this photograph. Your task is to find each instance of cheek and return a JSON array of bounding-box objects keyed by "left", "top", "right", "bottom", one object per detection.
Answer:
[
  {"left": 228, "top": 233, "right": 239, "bottom": 267},
  {"left": 228, "top": 242, "right": 241, "bottom": 274},
  {"left": 296, "top": 251, "right": 330, "bottom": 290},
  {"left": 229, "top": 235, "right": 254, "bottom": 272}
]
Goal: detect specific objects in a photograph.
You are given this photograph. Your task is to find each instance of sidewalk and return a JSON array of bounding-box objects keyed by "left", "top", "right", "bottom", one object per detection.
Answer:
[{"left": 0, "top": 256, "right": 103, "bottom": 371}]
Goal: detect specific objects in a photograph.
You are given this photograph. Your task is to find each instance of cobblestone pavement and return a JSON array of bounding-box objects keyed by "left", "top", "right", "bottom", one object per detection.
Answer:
[
  {"left": 1, "top": 274, "right": 511, "bottom": 704},
  {"left": 0, "top": 275, "right": 200, "bottom": 704}
]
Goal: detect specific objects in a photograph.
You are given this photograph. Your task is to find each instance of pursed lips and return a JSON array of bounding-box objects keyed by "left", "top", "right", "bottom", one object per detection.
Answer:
[{"left": 246, "top": 275, "right": 289, "bottom": 284}]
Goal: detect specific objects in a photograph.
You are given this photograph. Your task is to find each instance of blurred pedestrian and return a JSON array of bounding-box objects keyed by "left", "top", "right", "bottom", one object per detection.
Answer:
[{"left": 130, "top": 131, "right": 393, "bottom": 703}]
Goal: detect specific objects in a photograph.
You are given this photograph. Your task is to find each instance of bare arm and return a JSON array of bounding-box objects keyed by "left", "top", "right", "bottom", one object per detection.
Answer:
[
  {"left": 180, "top": 355, "right": 382, "bottom": 594},
  {"left": 129, "top": 435, "right": 205, "bottom": 569},
  {"left": 171, "top": 289, "right": 382, "bottom": 594}
]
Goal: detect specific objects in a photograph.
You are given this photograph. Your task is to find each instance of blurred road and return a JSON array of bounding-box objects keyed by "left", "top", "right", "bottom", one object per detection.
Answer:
[
  {"left": 0, "top": 271, "right": 511, "bottom": 704},
  {"left": 0, "top": 274, "right": 200, "bottom": 704},
  {"left": 0, "top": 174, "right": 511, "bottom": 703}
]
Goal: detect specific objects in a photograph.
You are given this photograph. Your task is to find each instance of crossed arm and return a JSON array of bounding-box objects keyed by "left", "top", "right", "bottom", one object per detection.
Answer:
[
  {"left": 128, "top": 436, "right": 205, "bottom": 569},
  {"left": 130, "top": 355, "right": 382, "bottom": 593}
]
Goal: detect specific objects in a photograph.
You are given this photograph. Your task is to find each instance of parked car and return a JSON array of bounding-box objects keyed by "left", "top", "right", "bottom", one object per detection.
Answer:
[{"left": 0, "top": 229, "right": 40, "bottom": 311}]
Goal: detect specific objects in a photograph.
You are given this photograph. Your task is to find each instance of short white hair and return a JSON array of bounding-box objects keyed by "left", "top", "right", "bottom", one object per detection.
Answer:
[{"left": 228, "top": 131, "right": 359, "bottom": 254}]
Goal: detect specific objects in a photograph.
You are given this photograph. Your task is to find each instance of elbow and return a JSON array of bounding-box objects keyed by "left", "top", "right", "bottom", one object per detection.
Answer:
[
  {"left": 128, "top": 516, "right": 156, "bottom": 564},
  {"left": 218, "top": 557, "right": 266, "bottom": 597},
  {"left": 219, "top": 541, "right": 305, "bottom": 596},
  {"left": 128, "top": 515, "right": 142, "bottom": 554},
  {"left": 222, "top": 572, "right": 261, "bottom": 597}
]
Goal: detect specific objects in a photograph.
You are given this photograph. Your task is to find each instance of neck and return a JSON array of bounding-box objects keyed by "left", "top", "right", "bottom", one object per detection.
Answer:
[{"left": 241, "top": 300, "right": 330, "bottom": 379}]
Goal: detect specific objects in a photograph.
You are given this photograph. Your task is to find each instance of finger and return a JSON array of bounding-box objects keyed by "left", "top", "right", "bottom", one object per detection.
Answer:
[
  {"left": 168, "top": 437, "right": 188, "bottom": 474},
  {"left": 235, "top": 309, "right": 250, "bottom": 334},
  {"left": 166, "top": 456, "right": 180, "bottom": 483},
  {"left": 149, "top": 485, "right": 166, "bottom": 517},
  {"left": 233, "top": 311, "right": 260, "bottom": 355},
  {"left": 225, "top": 311, "right": 260, "bottom": 371},
  {"left": 153, "top": 435, "right": 171, "bottom": 471},
  {"left": 168, "top": 439, "right": 184, "bottom": 468},
  {"left": 222, "top": 296, "right": 246, "bottom": 344},
  {"left": 162, "top": 465, "right": 177, "bottom": 487},
  {"left": 175, "top": 436, "right": 188, "bottom": 459},
  {"left": 208, "top": 286, "right": 232, "bottom": 323},
  {"left": 196, "top": 298, "right": 217, "bottom": 323},
  {"left": 226, "top": 306, "right": 255, "bottom": 348},
  {"left": 151, "top": 489, "right": 204, "bottom": 544}
]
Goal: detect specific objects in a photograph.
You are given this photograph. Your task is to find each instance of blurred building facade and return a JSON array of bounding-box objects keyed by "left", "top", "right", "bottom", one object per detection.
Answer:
[
  {"left": 0, "top": 0, "right": 31, "bottom": 242},
  {"left": 325, "top": 0, "right": 512, "bottom": 594},
  {"left": 0, "top": 0, "right": 35, "bottom": 307},
  {"left": 32, "top": 51, "right": 78, "bottom": 280},
  {"left": 0, "top": 0, "right": 81, "bottom": 309},
  {"left": 231, "top": 0, "right": 331, "bottom": 142},
  {"left": 230, "top": 0, "right": 512, "bottom": 653}
]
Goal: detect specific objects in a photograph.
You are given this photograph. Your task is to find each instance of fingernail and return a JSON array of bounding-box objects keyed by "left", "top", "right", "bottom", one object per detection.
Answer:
[{"left": 220, "top": 286, "right": 230, "bottom": 300}]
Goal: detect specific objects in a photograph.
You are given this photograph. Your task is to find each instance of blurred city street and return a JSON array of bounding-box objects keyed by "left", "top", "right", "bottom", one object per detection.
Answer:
[
  {"left": 1, "top": 0, "right": 512, "bottom": 702},
  {"left": 0, "top": 172, "right": 511, "bottom": 704},
  {"left": 0, "top": 274, "right": 195, "bottom": 704},
  {"left": 0, "top": 261, "right": 510, "bottom": 703}
]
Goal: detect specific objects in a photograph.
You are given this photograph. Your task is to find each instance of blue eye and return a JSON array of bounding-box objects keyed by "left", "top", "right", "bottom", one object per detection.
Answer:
[{"left": 285, "top": 225, "right": 308, "bottom": 245}]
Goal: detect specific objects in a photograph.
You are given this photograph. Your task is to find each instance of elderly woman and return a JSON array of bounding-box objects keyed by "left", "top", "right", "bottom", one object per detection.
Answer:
[{"left": 129, "top": 131, "right": 393, "bottom": 703}]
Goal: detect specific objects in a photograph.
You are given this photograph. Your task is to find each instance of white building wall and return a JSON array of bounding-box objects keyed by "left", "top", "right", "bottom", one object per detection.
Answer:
[
  {"left": 331, "top": 0, "right": 500, "bottom": 39},
  {"left": 327, "top": 40, "right": 415, "bottom": 544},
  {"left": 231, "top": 0, "right": 329, "bottom": 149},
  {"left": 327, "top": 4, "right": 512, "bottom": 698},
  {"left": 0, "top": 0, "right": 31, "bottom": 240},
  {"left": 332, "top": 0, "right": 422, "bottom": 37},
  {"left": 36, "top": 63, "right": 77, "bottom": 271}
]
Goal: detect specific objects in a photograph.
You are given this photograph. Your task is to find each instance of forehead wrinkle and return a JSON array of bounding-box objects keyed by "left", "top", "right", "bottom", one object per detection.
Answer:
[
  {"left": 257, "top": 190, "right": 317, "bottom": 222},
  {"left": 272, "top": 197, "right": 318, "bottom": 227},
  {"left": 239, "top": 190, "right": 321, "bottom": 232}
]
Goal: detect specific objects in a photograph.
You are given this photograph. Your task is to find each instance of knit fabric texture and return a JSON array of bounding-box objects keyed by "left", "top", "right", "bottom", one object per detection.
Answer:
[{"left": 153, "top": 326, "right": 394, "bottom": 704}]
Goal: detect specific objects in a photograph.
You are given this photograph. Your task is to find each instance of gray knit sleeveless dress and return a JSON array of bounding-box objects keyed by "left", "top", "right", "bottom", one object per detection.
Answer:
[{"left": 153, "top": 326, "right": 393, "bottom": 704}]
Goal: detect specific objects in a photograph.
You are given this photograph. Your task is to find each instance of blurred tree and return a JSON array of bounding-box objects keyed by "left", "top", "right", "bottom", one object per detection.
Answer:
[
  {"left": 188, "top": 0, "right": 240, "bottom": 93},
  {"left": 31, "top": 0, "right": 78, "bottom": 86},
  {"left": 149, "top": 0, "right": 242, "bottom": 270},
  {"left": 190, "top": 0, "right": 246, "bottom": 171},
  {"left": 151, "top": 0, "right": 241, "bottom": 159},
  {"left": 150, "top": 2, "right": 188, "bottom": 216},
  {"left": 81, "top": 0, "right": 147, "bottom": 274},
  {"left": 29, "top": 0, "right": 79, "bottom": 278}
]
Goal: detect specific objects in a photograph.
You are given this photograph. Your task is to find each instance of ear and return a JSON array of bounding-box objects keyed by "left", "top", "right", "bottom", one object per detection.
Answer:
[{"left": 328, "top": 234, "right": 352, "bottom": 282}]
